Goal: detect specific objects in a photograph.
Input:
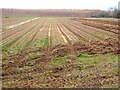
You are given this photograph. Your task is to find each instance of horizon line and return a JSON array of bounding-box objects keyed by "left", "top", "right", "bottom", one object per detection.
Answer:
[{"left": 1, "top": 8, "right": 108, "bottom": 11}]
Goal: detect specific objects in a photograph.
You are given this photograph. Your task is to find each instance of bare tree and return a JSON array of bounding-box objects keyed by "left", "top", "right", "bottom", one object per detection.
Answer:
[{"left": 108, "top": 7, "right": 120, "bottom": 18}]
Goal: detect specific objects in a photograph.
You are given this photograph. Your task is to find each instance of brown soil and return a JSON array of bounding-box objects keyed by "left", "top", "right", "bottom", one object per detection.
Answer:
[
  {"left": 2, "top": 38, "right": 119, "bottom": 70},
  {"left": 57, "top": 24, "right": 77, "bottom": 63},
  {"left": 72, "top": 18, "right": 120, "bottom": 34},
  {"left": 2, "top": 40, "right": 119, "bottom": 88}
]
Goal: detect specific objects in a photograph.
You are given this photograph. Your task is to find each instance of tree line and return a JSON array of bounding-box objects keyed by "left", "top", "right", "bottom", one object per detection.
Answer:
[{"left": 90, "top": 7, "right": 120, "bottom": 18}]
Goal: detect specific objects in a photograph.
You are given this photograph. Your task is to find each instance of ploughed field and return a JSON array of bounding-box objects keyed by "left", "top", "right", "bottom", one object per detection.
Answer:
[{"left": 2, "top": 17, "right": 119, "bottom": 88}]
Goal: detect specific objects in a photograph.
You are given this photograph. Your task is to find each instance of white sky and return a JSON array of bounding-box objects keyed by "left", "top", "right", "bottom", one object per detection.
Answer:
[{"left": 0, "top": 0, "right": 119, "bottom": 10}]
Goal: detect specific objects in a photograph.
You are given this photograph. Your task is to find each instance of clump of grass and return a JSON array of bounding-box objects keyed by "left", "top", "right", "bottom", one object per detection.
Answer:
[
  {"left": 27, "top": 53, "right": 43, "bottom": 60},
  {"left": 2, "top": 45, "right": 12, "bottom": 56},
  {"left": 77, "top": 53, "right": 95, "bottom": 58},
  {"left": 33, "top": 38, "right": 55, "bottom": 47},
  {"left": 22, "top": 41, "right": 30, "bottom": 49},
  {"left": 13, "top": 46, "right": 21, "bottom": 51},
  {"left": 13, "top": 41, "right": 31, "bottom": 54},
  {"left": 2, "top": 38, "right": 19, "bottom": 55},
  {"left": 51, "top": 55, "right": 71, "bottom": 66},
  {"left": 76, "top": 54, "right": 118, "bottom": 67},
  {"left": 40, "top": 38, "right": 49, "bottom": 47}
]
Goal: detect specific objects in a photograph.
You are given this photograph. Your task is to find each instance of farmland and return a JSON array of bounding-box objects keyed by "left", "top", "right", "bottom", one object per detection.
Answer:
[{"left": 2, "top": 16, "right": 119, "bottom": 88}]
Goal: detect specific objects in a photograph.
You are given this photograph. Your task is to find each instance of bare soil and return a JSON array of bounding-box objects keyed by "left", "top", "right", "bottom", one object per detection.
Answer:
[
  {"left": 2, "top": 17, "right": 119, "bottom": 88},
  {"left": 72, "top": 18, "right": 120, "bottom": 34},
  {"left": 2, "top": 39, "right": 119, "bottom": 88}
]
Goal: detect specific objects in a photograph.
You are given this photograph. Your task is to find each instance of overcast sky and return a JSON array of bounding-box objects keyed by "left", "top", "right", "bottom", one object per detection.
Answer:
[{"left": 0, "top": 0, "right": 119, "bottom": 10}]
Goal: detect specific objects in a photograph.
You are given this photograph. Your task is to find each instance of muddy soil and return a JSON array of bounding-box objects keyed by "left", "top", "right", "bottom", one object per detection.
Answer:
[{"left": 2, "top": 39, "right": 119, "bottom": 88}]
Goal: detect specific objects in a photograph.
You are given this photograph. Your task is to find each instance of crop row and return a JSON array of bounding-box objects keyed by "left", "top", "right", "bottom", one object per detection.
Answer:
[{"left": 2, "top": 18, "right": 118, "bottom": 56}]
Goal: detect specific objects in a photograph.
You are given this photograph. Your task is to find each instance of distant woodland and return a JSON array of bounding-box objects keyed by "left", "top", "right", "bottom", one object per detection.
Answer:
[{"left": 1, "top": 8, "right": 120, "bottom": 18}]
